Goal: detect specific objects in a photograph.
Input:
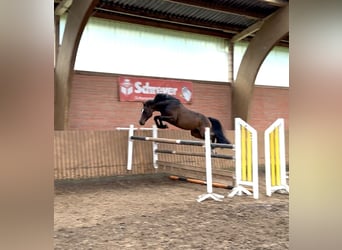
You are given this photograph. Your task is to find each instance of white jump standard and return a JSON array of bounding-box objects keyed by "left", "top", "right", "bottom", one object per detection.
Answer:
[
  {"left": 228, "top": 118, "right": 259, "bottom": 199},
  {"left": 196, "top": 127, "right": 225, "bottom": 202}
]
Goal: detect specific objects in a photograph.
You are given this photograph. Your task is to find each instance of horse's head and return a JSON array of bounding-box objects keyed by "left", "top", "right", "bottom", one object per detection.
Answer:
[{"left": 139, "top": 100, "right": 154, "bottom": 125}]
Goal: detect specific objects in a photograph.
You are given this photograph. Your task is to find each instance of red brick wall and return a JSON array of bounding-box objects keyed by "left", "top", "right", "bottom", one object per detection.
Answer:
[
  {"left": 68, "top": 71, "right": 288, "bottom": 131},
  {"left": 68, "top": 71, "right": 232, "bottom": 130},
  {"left": 249, "top": 86, "right": 289, "bottom": 131}
]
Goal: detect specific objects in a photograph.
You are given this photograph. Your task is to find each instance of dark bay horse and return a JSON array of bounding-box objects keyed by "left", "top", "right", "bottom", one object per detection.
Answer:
[{"left": 139, "top": 94, "right": 231, "bottom": 144}]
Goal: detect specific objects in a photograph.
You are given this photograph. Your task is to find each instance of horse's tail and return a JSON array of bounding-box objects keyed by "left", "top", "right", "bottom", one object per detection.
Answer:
[{"left": 208, "top": 117, "right": 231, "bottom": 144}]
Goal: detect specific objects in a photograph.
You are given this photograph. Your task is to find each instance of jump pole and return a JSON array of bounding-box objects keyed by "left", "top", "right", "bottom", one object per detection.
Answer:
[
  {"left": 264, "top": 118, "right": 289, "bottom": 196},
  {"left": 169, "top": 175, "right": 234, "bottom": 189},
  {"left": 130, "top": 136, "right": 234, "bottom": 148},
  {"left": 196, "top": 127, "right": 225, "bottom": 202},
  {"left": 228, "top": 118, "right": 259, "bottom": 199},
  {"left": 154, "top": 149, "right": 234, "bottom": 160}
]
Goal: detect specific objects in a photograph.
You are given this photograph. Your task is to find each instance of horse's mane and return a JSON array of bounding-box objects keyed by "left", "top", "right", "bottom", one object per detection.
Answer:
[
  {"left": 153, "top": 94, "right": 181, "bottom": 105},
  {"left": 144, "top": 100, "right": 154, "bottom": 106}
]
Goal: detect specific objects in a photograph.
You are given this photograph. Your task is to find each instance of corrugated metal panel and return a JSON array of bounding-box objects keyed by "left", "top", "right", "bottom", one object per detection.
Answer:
[
  {"left": 100, "top": 0, "right": 285, "bottom": 30},
  {"left": 217, "top": 0, "right": 279, "bottom": 12}
]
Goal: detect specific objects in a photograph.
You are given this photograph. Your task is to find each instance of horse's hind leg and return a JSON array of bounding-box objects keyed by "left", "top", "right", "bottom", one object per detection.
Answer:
[
  {"left": 199, "top": 126, "right": 207, "bottom": 140},
  {"left": 192, "top": 126, "right": 208, "bottom": 140},
  {"left": 192, "top": 128, "right": 217, "bottom": 154},
  {"left": 190, "top": 129, "right": 203, "bottom": 140},
  {"left": 210, "top": 132, "right": 216, "bottom": 143}
]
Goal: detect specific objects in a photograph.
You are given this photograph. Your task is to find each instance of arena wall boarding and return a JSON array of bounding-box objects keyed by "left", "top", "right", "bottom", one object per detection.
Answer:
[{"left": 54, "top": 129, "right": 288, "bottom": 180}]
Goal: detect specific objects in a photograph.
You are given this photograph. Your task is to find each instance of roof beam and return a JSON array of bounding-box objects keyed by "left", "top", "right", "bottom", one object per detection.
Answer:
[
  {"left": 55, "top": 0, "right": 73, "bottom": 16},
  {"left": 231, "top": 4, "right": 288, "bottom": 43},
  {"left": 259, "top": 0, "right": 288, "bottom": 7},
  {"left": 231, "top": 20, "right": 264, "bottom": 43}
]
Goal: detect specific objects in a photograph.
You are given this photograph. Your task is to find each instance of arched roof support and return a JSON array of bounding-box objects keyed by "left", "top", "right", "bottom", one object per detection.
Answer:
[
  {"left": 54, "top": 0, "right": 98, "bottom": 130},
  {"left": 231, "top": 4, "right": 288, "bottom": 125}
]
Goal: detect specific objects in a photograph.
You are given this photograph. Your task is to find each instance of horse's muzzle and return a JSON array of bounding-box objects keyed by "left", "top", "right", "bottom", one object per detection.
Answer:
[{"left": 139, "top": 120, "right": 145, "bottom": 125}]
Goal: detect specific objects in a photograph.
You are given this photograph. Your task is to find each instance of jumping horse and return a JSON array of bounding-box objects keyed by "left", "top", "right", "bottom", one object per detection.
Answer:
[{"left": 139, "top": 94, "right": 231, "bottom": 144}]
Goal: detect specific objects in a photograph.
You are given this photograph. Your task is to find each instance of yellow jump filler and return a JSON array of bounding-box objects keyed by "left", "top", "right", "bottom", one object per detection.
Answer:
[
  {"left": 264, "top": 118, "right": 289, "bottom": 196},
  {"left": 228, "top": 118, "right": 259, "bottom": 199}
]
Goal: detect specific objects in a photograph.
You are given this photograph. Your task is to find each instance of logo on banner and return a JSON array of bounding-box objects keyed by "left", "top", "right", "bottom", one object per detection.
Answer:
[
  {"left": 120, "top": 79, "right": 134, "bottom": 96},
  {"left": 181, "top": 86, "right": 192, "bottom": 102}
]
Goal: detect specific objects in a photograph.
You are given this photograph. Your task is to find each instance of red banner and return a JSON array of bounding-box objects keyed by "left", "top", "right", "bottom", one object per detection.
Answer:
[{"left": 118, "top": 76, "right": 193, "bottom": 103}]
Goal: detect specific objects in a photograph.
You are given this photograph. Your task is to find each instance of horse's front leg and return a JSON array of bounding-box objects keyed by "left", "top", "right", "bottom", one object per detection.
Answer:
[{"left": 154, "top": 116, "right": 168, "bottom": 129}]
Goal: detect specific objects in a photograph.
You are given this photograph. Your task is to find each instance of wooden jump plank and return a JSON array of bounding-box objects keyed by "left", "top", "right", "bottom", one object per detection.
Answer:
[{"left": 157, "top": 160, "right": 234, "bottom": 185}]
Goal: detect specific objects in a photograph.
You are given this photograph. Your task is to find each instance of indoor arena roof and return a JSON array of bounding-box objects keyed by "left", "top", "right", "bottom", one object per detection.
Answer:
[{"left": 55, "top": 0, "right": 289, "bottom": 47}]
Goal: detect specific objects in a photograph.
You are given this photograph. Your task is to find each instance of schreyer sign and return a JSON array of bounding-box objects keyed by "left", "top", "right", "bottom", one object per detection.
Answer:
[{"left": 118, "top": 76, "right": 193, "bottom": 103}]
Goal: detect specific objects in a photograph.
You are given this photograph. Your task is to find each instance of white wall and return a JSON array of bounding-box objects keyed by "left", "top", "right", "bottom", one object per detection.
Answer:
[
  {"left": 59, "top": 16, "right": 289, "bottom": 86},
  {"left": 233, "top": 42, "right": 289, "bottom": 87}
]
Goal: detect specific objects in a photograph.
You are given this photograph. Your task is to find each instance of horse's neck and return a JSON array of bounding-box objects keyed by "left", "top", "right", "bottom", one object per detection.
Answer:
[
  {"left": 153, "top": 101, "right": 167, "bottom": 112},
  {"left": 154, "top": 100, "right": 179, "bottom": 113}
]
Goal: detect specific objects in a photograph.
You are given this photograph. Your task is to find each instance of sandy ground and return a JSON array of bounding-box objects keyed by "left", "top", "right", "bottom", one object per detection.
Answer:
[{"left": 54, "top": 173, "right": 288, "bottom": 250}]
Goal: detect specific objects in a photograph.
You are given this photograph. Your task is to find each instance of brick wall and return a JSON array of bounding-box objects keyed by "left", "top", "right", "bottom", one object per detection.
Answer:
[
  {"left": 68, "top": 71, "right": 288, "bottom": 131},
  {"left": 68, "top": 71, "right": 232, "bottom": 130},
  {"left": 249, "top": 86, "right": 289, "bottom": 131}
]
